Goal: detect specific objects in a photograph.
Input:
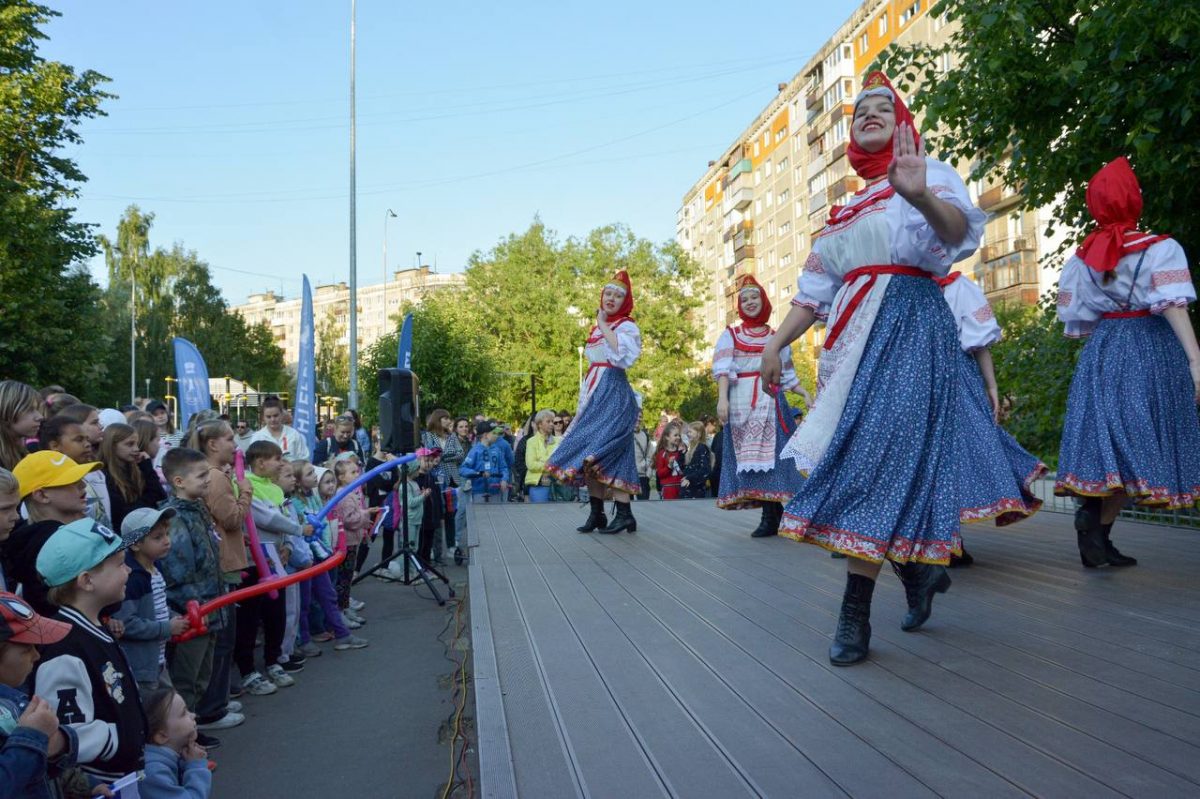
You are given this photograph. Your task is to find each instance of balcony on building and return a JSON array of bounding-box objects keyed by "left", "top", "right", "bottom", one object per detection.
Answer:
[
  {"left": 827, "top": 175, "right": 861, "bottom": 203},
  {"left": 977, "top": 180, "right": 1023, "bottom": 214},
  {"left": 723, "top": 219, "right": 753, "bottom": 245},
  {"left": 979, "top": 238, "right": 1040, "bottom": 306}
]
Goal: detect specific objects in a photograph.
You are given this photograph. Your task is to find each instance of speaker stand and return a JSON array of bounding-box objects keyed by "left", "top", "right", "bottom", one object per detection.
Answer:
[{"left": 353, "top": 462, "right": 455, "bottom": 605}]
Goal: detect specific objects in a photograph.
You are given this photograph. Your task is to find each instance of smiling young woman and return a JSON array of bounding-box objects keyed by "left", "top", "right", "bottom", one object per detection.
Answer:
[
  {"left": 545, "top": 271, "right": 643, "bottom": 535},
  {"left": 760, "top": 72, "right": 986, "bottom": 666}
]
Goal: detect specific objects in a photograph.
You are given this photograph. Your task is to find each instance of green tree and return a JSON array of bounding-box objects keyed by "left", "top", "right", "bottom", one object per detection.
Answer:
[
  {"left": 0, "top": 1, "right": 111, "bottom": 385},
  {"left": 356, "top": 291, "right": 499, "bottom": 428},
  {"left": 463, "top": 220, "right": 709, "bottom": 423},
  {"left": 877, "top": 0, "right": 1200, "bottom": 261},
  {"left": 89, "top": 206, "right": 288, "bottom": 405}
]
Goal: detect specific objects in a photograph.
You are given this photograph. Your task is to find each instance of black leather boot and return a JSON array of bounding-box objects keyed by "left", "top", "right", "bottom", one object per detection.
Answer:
[
  {"left": 948, "top": 547, "right": 974, "bottom": 568},
  {"left": 1101, "top": 522, "right": 1137, "bottom": 567},
  {"left": 894, "top": 561, "right": 952, "bottom": 632},
  {"left": 598, "top": 501, "right": 636, "bottom": 534},
  {"left": 576, "top": 496, "right": 607, "bottom": 533},
  {"left": 767, "top": 502, "right": 784, "bottom": 536},
  {"left": 749, "top": 504, "right": 776, "bottom": 538},
  {"left": 829, "top": 573, "right": 874, "bottom": 666},
  {"left": 1075, "top": 499, "right": 1108, "bottom": 567}
]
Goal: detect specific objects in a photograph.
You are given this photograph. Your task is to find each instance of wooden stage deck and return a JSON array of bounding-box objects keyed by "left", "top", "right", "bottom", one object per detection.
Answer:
[{"left": 466, "top": 499, "right": 1200, "bottom": 798}]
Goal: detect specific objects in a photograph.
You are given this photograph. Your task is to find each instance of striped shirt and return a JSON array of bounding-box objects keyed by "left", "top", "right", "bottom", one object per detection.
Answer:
[{"left": 150, "top": 569, "right": 169, "bottom": 666}]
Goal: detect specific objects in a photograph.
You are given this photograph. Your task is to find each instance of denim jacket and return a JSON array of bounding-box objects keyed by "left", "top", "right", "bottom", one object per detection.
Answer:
[
  {"left": 159, "top": 497, "right": 225, "bottom": 632},
  {"left": 0, "top": 683, "right": 79, "bottom": 799}
]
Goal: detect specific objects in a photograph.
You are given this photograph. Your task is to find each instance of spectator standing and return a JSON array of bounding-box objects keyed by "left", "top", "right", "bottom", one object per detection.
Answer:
[
  {"left": 682, "top": 421, "right": 712, "bottom": 499},
  {"left": 348, "top": 409, "right": 372, "bottom": 456},
  {"left": 232, "top": 419, "right": 255, "bottom": 452},
  {"left": 632, "top": 410, "right": 651, "bottom": 501},
  {"left": 55, "top": 404, "right": 112, "bottom": 527},
  {"left": 0, "top": 380, "right": 42, "bottom": 470},
  {"left": 511, "top": 414, "right": 536, "bottom": 499},
  {"left": 523, "top": 410, "right": 560, "bottom": 495},
  {"left": 249, "top": 397, "right": 310, "bottom": 462},
  {"left": 311, "top": 414, "right": 366, "bottom": 467},
  {"left": 459, "top": 422, "right": 511, "bottom": 502},
  {"left": 654, "top": 422, "right": 685, "bottom": 500}
]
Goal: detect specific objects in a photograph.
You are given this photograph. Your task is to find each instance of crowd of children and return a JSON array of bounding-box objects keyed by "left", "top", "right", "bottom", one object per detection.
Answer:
[{"left": 0, "top": 387, "right": 404, "bottom": 798}]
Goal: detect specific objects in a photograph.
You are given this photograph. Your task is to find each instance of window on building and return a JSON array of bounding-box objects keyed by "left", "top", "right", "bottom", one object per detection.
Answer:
[
  {"left": 900, "top": 1, "right": 920, "bottom": 24},
  {"left": 859, "top": 32, "right": 869, "bottom": 53},
  {"left": 879, "top": 13, "right": 888, "bottom": 35},
  {"left": 754, "top": 168, "right": 762, "bottom": 186},
  {"left": 767, "top": 219, "right": 775, "bottom": 237},
  {"left": 775, "top": 127, "right": 787, "bottom": 143},
  {"left": 769, "top": 279, "right": 777, "bottom": 297},
  {"left": 755, "top": 198, "right": 763, "bottom": 215},
  {"left": 937, "top": 52, "right": 953, "bottom": 74},
  {"left": 764, "top": 160, "right": 772, "bottom": 177},
  {"left": 781, "top": 253, "right": 793, "bottom": 268},
  {"left": 753, "top": 141, "right": 760, "bottom": 157},
  {"left": 842, "top": 44, "right": 852, "bottom": 60},
  {"left": 933, "top": 10, "right": 949, "bottom": 30},
  {"left": 780, "top": 221, "right": 791, "bottom": 236},
  {"left": 777, "top": 156, "right": 788, "bottom": 172}
]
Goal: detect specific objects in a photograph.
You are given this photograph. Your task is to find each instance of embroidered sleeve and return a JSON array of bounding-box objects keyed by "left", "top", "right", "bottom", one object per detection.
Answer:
[
  {"left": 792, "top": 248, "right": 835, "bottom": 320},
  {"left": 711, "top": 328, "right": 737, "bottom": 382},
  {"left": 603, "top": 321, "right": 642, "bottom": 369},
  {"left": 943, "top": 277, "right": 1000, "bottom": 352},
  {"left": 1056, "top": 255, "right": 1101, "bottom": 338},
  {"left": 1146, "top": 239, "right": 1196, "bottom": 313},
  {"left": 892, "top": 158, "right": 986, "bottom": 270}
]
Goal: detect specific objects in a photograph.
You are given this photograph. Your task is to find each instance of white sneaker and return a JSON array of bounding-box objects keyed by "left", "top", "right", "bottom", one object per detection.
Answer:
[
  {"left": 226, "top": 700, "right": 243, "bottom": 714},
  {"left": 344, "top": 609, "right": 366, "bottom": 625},
  {"left": 386, "top": 561, "right": 406, "bottom": 579},
  {"left": 333, "top": 634, "right": 369, "bottom": 651},
  {"left": 349, "top": 597, "right": 366, "bottom": 611},
  {"left": 265, "top": 664, "right": 295, "bottom": 688},
  {"left": 197, "top": 711, "right": 245, "bottom": 731},
  {"left": 241, "top": 672, "right": 277, "bottom": 696},
  {"left": 345, "top": 616, "right": 363, "bottom": 630}
]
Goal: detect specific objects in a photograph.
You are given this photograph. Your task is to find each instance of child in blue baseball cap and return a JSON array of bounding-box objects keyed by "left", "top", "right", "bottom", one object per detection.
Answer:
[{"left": 31, "top": 517, "right": 148, "bottom": 787}]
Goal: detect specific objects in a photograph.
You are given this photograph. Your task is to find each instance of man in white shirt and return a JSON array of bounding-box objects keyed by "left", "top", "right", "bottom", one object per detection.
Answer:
[
  {"left": 248, "top": 396, "right": 310, "bottom": 462},
  {"left": 233, "top": 419, "right": 256, "bottom": 452}
]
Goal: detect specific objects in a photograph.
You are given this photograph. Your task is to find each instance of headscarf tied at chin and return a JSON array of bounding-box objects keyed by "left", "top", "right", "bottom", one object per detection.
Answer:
[
  {"left": 601, "top": 269, "right": 634, "bottom": 322},
  {"left": 1076, "top": 156, "right": 1168, "bottom": 273},
  {"left": 735, "top": 274, "right": 771, "bottom": 326},
  {"left": 847, "top": 71, "right": 920, "bottom": 181}
]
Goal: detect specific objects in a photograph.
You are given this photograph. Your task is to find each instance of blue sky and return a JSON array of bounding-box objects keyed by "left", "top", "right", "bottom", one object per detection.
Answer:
[{"left": 45, "top": 1, "right": 854, "bottom": 304}]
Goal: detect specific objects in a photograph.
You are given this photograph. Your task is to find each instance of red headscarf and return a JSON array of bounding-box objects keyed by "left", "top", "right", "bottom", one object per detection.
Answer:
[
  {"left": 1076, "top": 157, "right": 1168, "bottom": 272},
  {"left": 589, "top": 270, "right": 634, "bottom": 345},
  {"left": 847, "top": 71, "right": 920, "bottom": 182},
  {"left": 735, "top": 274, "right": 771, "bottom": 326}
]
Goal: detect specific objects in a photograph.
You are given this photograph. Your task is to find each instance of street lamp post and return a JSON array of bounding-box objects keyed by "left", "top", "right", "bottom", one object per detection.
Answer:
[
  {"left": 383, "top": 208, "right": 397, "bottom": 328},
  {"left": 347, "top": 0, "right": 359, "bottom": 410},
  {"left": 129, "top": 256, "right": 137, "bottom": 405}
]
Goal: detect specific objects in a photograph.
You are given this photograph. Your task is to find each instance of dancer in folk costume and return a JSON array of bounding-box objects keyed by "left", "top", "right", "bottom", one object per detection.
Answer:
[
  {"left": 545, "top": 271, "right": 642, "bottom": 535},
  {"left": 760, "top": 72, "right": 985, "bottom": 666},
  {"left": 939, "top": 272, "right": 1047, "bottom": 566},
  {"left": 712, "top": 275, "right": 807, "bottom": 537},
  {"left": 1055, "top": 156, "right": 1200, "bottom": 567}
]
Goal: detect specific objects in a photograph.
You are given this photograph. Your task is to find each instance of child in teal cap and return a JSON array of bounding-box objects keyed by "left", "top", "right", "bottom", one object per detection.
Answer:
[{"left": 32, "top": 517, "right": 147, "bottom": 787}]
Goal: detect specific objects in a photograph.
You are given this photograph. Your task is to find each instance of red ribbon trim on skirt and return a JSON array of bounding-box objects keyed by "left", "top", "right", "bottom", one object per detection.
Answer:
[
  {"left": 823, "top": 265, "right": 932, "bottom": 351},
  {"left": 1101, "top": 309, "right": 1151, "bottom": 319}
]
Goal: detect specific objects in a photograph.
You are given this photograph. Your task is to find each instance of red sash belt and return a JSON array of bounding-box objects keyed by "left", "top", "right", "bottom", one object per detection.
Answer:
[
  {"left": 736, "top": 371, "right": 762, "bottom": 409},
  {"left": 823, "top": 265, "right": 931, "bottom": 351},
  {"left": 585, "top": 361, "right": 616, "bottom": 392},
  {"left": 1101, "top": 309, "right": 1151, "bottom": 319}
]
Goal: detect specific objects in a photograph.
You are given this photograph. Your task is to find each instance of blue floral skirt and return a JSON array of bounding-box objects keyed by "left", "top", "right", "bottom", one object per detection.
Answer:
[
  {"left": 780, "top": 276, "right": 963, "bottom": 564},
  {"left": 545, "top": 368, "right": 640, "bottom": 495},
  {"left": 955, "top": 351, "right": 1046, "bottom": 525},
  {"left": 717, "top": 392, "right": 806, "bottom": 509},
  {"left": 1056, "top": 315, "right": 1200, "bottom": 508}
]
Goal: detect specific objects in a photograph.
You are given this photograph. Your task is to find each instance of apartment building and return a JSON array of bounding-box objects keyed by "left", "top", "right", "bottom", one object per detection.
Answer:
[
  {"left": 679, "top": 0, "right": 1062, "bottom": 369},
  {"left": 233, "top": 266, "right": 465, "bottom": 366}
]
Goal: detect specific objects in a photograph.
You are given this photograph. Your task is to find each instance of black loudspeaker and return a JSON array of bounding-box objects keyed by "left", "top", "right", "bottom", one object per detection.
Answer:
[{"left": 378, "top": 368, "right": 420, "bottom": 453}]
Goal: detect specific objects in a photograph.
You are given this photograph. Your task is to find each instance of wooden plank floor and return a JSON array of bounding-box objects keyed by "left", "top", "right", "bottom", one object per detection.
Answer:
[{"left": 467, "top": 499, "right": 1200, "bottom": 799}]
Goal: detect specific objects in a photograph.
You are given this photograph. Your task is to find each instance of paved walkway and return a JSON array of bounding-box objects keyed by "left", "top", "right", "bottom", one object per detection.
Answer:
[
  {"left": 470, "top": 499, "right": 1200, "bottom": 798},
  {"left": 214, "top": 558, "right": 472, "bottom": 799}
]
